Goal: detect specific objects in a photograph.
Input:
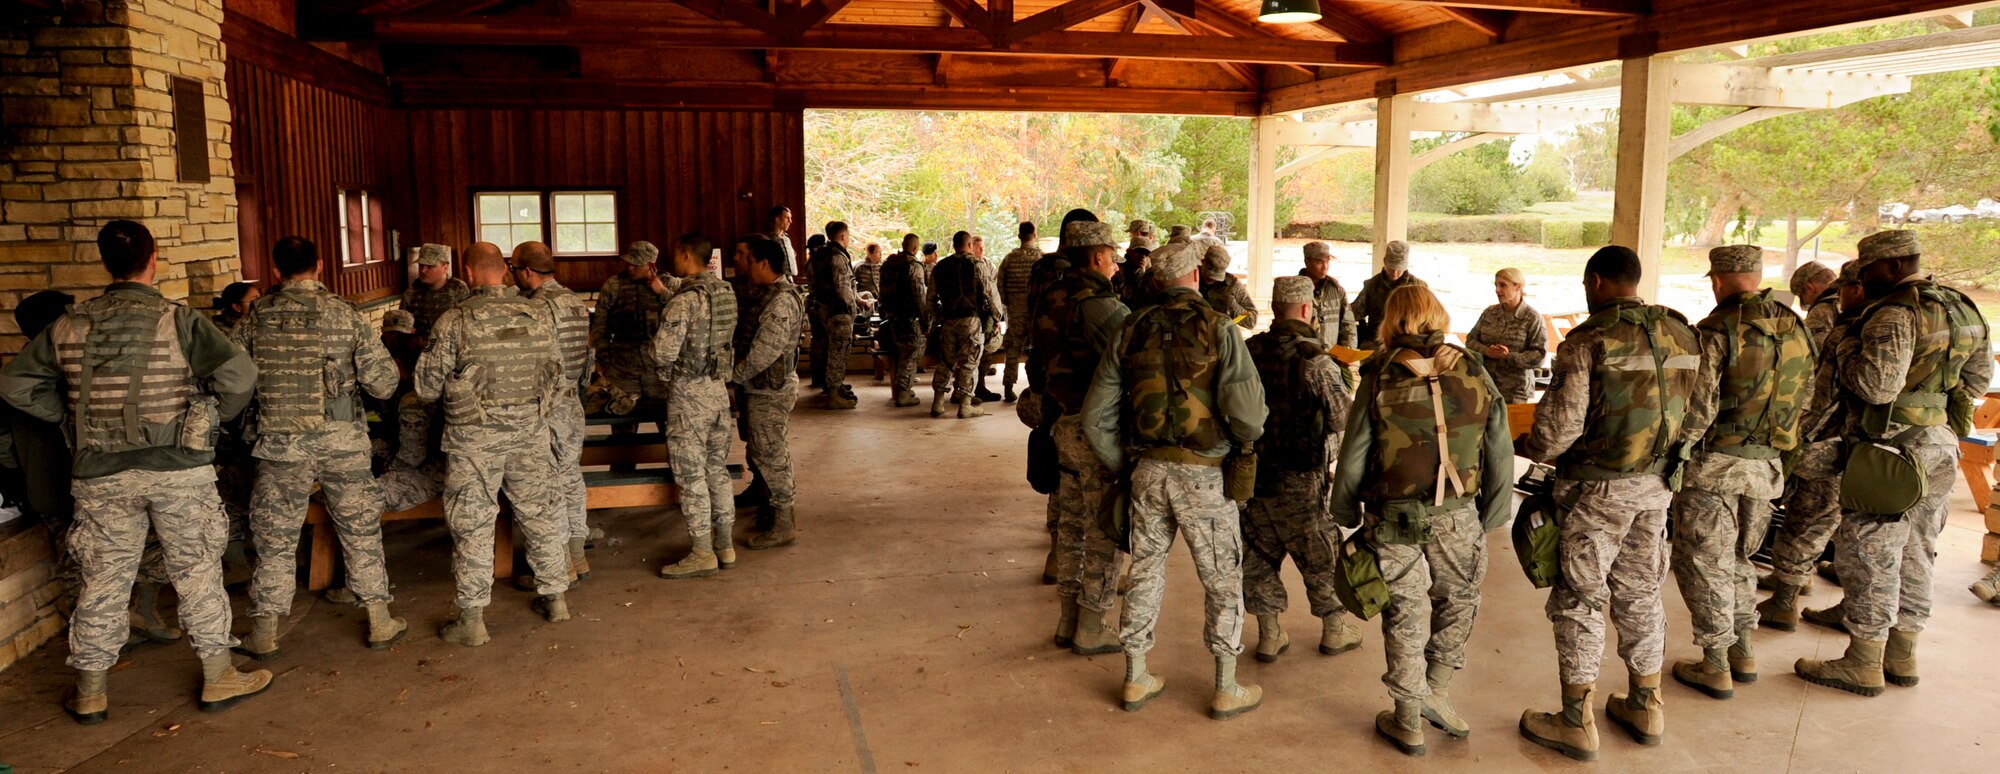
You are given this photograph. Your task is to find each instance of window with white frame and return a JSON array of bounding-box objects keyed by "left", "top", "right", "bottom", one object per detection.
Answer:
[
  {"left": 551, "top": 191, "right": 618, "bottom": 255},
  {"left": 476, "top": 192, "right": 545, "bottom": 250},
  {"left": 337, "top": 188, "right": 386, "bottom": 266}
]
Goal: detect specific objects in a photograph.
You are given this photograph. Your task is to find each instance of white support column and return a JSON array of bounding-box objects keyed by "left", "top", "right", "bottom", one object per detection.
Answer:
[
  {"left": 1372, "top": 93, "right": 1412, "bottom": 271},
  {"left": 1611, "top": 55, "right": 1673, "bottom": 302},
  {"left": 1247, "top": 115, "right": 1279, "bottom": 305}
]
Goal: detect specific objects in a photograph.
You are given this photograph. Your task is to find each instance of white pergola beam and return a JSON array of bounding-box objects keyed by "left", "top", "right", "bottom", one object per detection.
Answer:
[
  {"left": 1270, "top": 119, "right": 1377, "bottom": 146},
  {"left": 1668, "top": 106, "right": 1806, "bottom": 160},
  {"left": 1275, "top": 145, "right": 1357, "bottom": 179},
  {"left": 1672, "top": 63, "right": 1913, "bottom": 109},
  {"left": 1413, "top": 132, "right": 1513, "bottom": 170}
]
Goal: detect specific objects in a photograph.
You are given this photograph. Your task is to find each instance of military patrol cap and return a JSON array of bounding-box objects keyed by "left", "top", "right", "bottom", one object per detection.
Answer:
[
  {"left": 1706, "top": 244, "right": 1763, "bottom": 276},
  {"left": 1127, "top": 219, "right": 1155, "bottom": 237},
  {"left": 513, "top": 248, "right": 557, "bottom": 274},
  {"left": 1272, "top": 276, "right": 1314, "bottom": 306},
  {"left": 416, "top": 243, "right": 451, "bottom": 266},
  {"left": 1151, "top": 241, "right": 1200, "bottom": 280},
  {"left": 1838, "top": 259, "right": 1863, "bottom": 284},
  {"left": 1382, "top": 240, "right": 1409, "bottom": 270},
  {"left": 1302, "top": 241, "right": 1331, "bottom": 260},
  {"left": 382, "top": 309, "right": 416, "bottom": 334},
  {"left": 1854, "top": 229, "right": 1920, "bottom": 268},
  {"left": 1789, "top": 260, "right": 1835, "bottom": 299},
  {"left": 622, "top": 240, "right": 660, "bottom": 266},
  {"left": 1168, "top": 224, "right": 1192, "bottom": 239},
  {"left": 1064, "top": 221, "right": 1125, "bottom": 261},
  {"left": 1200, "top": 243, "right": 1231, "bottom": 274}
]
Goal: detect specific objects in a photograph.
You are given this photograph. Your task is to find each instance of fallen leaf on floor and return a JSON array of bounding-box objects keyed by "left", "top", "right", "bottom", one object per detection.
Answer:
[
  {"left": 677, "top": 657, "right": 687, "bottom": 667},
  {"left": 165, "top": 723, "right": 180, "bottom": 732},
  {"left": 745, "top": 666, "right": 772, "bottom": 673},
  {"left": 394, "top": 687, "right": 411, "bottom": 704},
  {"left": 440, "top": 675, "right": 462, "bottom": 683},
  {"left": 252, "top": 747, "right": 301, "bottom": 760},
  {"left": 621, "top": 602, "right": 634, "bottom": 607},
  {"left": 955, "top": 624, "right": 975, "bottom": 639},
  {"left": 771, "top": 681, "right": 790, "bottom": 688},
  {"left": 760, "top": 721, "right": 778, "bottom": 726},
  {"left": 705, "top": 697, "right": 720, "bottom": 704}
]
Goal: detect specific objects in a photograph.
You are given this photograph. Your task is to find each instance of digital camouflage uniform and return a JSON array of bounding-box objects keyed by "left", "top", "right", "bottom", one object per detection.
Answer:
[
  {"left": 880, "top": 250, "right": 929, "bottom": 403},
  {"left": 1769, "top": 297, "right": 1855, "bottom": 588},
  {"left": 852, "top": 259, "right": 883, "bottom": 300},
  {"left": 930, "top": 252, "right": 990, "bottom": 407},
  {"left": 1041, "top": 264, "right": 1131, "bottom": 616},
  {"left": 0, "top": 282, "right": 258, "bottom": 672},
  {"left": 1241, "top": 319, "right": 1349, "bottom": 620},
  {"left": 1353, "top": 271, "right": 1427, "bottom": 351},
  {"left": 1306, "top": 274, "right": 1358, "bottom": 350},
  {"left": 1519, "top": 297, "right": 1700, "bottom": 686},
  {"left": 808, "top": 243, "right": 858, "bottom": 392},
  {"left": 999, "top": 242, "right": 1040, "bottom": 392},
  {"left": 415, "top": 285, "right": 571, "bottom": 609},
  {"left": 523, "top": 278, "right": 594, "bottom": 541},
  {"left": 1465, "top": 301, "right": 1550, "bottom": 404},
  {"left": 733, "top": 279, "right": 805, "bottom": 510},
  {"left": 653, "top": 272, "right": 737, "bottom": 552},
  {"left": 231, "top": 279, "right": 401, "bottom": 618},
  {"left": 592, "top": 271, "right": 670, "bottom": 402},
  {"left": 400, "top": 276, "right": 471, "bottom": 339}
]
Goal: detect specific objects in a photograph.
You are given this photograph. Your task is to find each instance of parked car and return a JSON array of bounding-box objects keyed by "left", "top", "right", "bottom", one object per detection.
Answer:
[
  {"left": 1976, "top": 199, "right": 2000, "bottom": 220},
  {"left": 1908, "top": 205, "right": 1976, "bottom": 223},
  {"left": 1879, "top": 203, "right": 1910, "bottom": 224}
]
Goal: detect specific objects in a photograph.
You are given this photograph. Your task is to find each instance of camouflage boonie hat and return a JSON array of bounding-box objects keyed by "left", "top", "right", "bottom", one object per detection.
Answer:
[
  {"left": 382, "top": 309, "right": 416, "bottom": 334},
  {"left": 1272, "top": 276, "right": 1313, "bottom": 305},
  {"left": 1789, "top": 260, "right": 1835, "bottom": 298},
  {"left": 1151, "top": 241, "right": 1200, "bottom": 280},
  {"left": 623, "top": 241, "right": 660, "bottom": 266},
  {"left": 1302, "top": 241, "right": 1331, "bottom": 260},
  {"left": 1064, "top": 221, "right": 1125, "bottom": 261},
  {"left": 1854, "top": 229, "right": 1919, "bottom": 268},
  {"left": 1706, "top": 244, "right": 1763, "bottom": 276},
  {"left": 1383, "top": 240, "right": 1409, "bottom": 270},
  {"left": 416, "top": 243, "right": 451, "bottom": 266}
]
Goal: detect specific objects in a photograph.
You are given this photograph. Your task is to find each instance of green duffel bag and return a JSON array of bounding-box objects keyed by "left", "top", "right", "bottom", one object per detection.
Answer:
[
  {"left": 1840, "top": 441, "right": 1925, "bottom": 518},
  {"left": 1332, "top": 533, "right": 1391, "bottom": 621},
  {"left": 1512, "top": 490, "right": 1564, "bottom": 589}
]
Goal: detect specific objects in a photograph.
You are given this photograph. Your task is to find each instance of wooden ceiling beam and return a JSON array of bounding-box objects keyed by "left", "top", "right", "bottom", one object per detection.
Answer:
[
  {"left": 1004, "top": 0, "right": 1144, "bottom": 44},
  {"left": 1169, "top": 1, "right": 1313, "bottom": 76},
  {"left": 1334, "top": 0, "right": 1642, "bottom": 14},
  {"left": 661, "top": 0, "right": 788, "bottom": 36},
  {"left": 1311, "top": 4, "right": 1388, "bottom": 44},
  {"left": 1105, "top": 4, "right": 1144, "bottom": 86},
  {"left": 1438, "top": 8, "right": 1510, "bottom": 37},
  {"left": 932, "top": 0, "right": 998, "bottom": 37},
  {"left": 786, "top": 0, "right": 854, "bottom": 34},
  {"left": 391, "top": 76, "right": 1261, "bottom": 115}
]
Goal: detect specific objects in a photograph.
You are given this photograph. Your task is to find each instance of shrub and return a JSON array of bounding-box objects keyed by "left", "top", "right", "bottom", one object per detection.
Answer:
[{"left": 1541, "top": 220, "right": 1613, "bottom": 249}]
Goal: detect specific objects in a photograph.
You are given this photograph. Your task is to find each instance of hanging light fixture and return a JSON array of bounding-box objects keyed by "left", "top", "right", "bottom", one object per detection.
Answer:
[{"left": 1258, "top": 0, "right": 1322, "bottom": 24}]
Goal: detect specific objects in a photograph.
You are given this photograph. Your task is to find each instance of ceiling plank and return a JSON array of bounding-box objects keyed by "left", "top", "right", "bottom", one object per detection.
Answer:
[
  {"left": 1169, "top": 0, "right": 1313, "bottom": 76},
  {"left": 786, "top": 0, "right": 854, "bottom": 34},
  {"left": 1311, "top": 4, "right": 1388, "bottom": 44},
  {"left": 392, "top": 76, "right": 1261, "bottom": 115},
  {"left": 932, "top": 0, "right": 997, "bottom": 37},
  {"left": 1334, "top": 0, "right": 1642, "bottom": 14},
  {"left": 662, "top": 0, "right": 788, "bottom": 36},
  {"left": 1437, "top": 8, "right": 1510, "bottom": 36},
  {"left": 1004, "top": 0, "right": 1144, "bottom": 44}
]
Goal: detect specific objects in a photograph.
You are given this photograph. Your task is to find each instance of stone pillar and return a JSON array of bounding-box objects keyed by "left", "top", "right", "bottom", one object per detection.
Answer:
[{"left": 0, "top": 0, "right": 239, "bottom": 354}]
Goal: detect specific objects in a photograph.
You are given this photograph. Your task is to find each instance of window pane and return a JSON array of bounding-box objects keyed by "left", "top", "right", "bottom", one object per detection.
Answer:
[
  {"left": 552, "top": 193, "right": 584, "bottom": 224},
  {"left": 481, "top": 225, "right": 513, "bottom": 246},
  {"left": 510, "top": 195, "right": 540, "bottom": 224},
  {"left": 478, "top": 194, "right": 509, "bottom": 225},
  {"left": 586, "top": 224, "right": 616, "bottom": 253},
  {"left": 512, "top": 224, "right": 542, "bottom": 248},
  {"left": 554, "top": 224, "right": 585, "bottom": 254},
  {"left": 585, "top": 194, "right": 615, "bottom": 223}
]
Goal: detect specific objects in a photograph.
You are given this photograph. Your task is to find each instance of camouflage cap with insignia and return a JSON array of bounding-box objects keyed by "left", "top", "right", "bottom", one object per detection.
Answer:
[
  {"left": 416, "top": 243, "right": 451, "bottom": 266},
  {"left": 1854, "top": 229, "right": 1919, "bottom": 268},
  {"left": 1303, "top": 241, "right": 1331, "bottom": 260},
  {"left": 1199, "top": 243, "right": 1231, "bottom": 275},
  {"left": 623, "top": 240, "right": 660, "bottom": 266},
  {"left": 1126, "top": 219, "right": 1155, "bottom": 237},
  {"left": 1064, "top": 221, "right": 1125, "bottom": 261},
  {"left": 1789, "top": 260, "right": 1835, "bottom": 298},
  {"left": 1151, "top": 241, "right": 1200, "bottom": 280},
  {"left": 1272, "top": 276, "right": 1313, "bottom": 305},
  {"left": 1706, "top": 244, "right": 1764, "bottom": 276},
  {"left": 1382, "top": 240, "right": 1409, "bottom": 270},
  {"left": 382, "top": 309, "right": 416, "bottom": 334}
]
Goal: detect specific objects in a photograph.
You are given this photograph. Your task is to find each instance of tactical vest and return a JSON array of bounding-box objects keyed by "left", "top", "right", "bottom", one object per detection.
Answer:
[
  {"left": 243, "top": 284, "right": 364, "bottom": 435},
  {"left": 1118, "top": 291, "right": 1227, "bottom": 455},
  {"left": 1557, "top": 300, "right": 1702, "bottom": 480},
  {"left": 1310, "top": 275, "right": 1348, "bottom": 342},
  {"left": 600, "top": 273, "right": 664, "bottom": 350},
  {"left": 1362, "top": 335, "right": 1492, "bottom": 507},
  {"left": 1696, "top": 289, "right": 1816, "bottom": 457},
  {"left": 670, "top": 274, "right": 738, "bottom": 380},
  {"left": 933, "top": 255, "right": 984, "bottom": 320},
  {"left": 810, "top": 246, "right": 854, "bottom": 316},
  {"left": 1246, "top": 319, "right": 1329, "bottom": 472},
  {"left": 456, "top": 292, "right": 558, "bottom": 421},
  {"left": 1041, "top": 268, "right": 1117, "bottom": 415},
  {"left": 1200, "top": 274, "right": 1246, "bottom": 320},
  {"left": 880, "top": 254, "right": 923, "bottom": 319},
  {"left": 403, "top": 277, "right": 468, "bottom": 336},
  {"left": 1854, "top": 279, "right": 1986, "bottom": 436},
  {"left": 528, "top": 281, "right": 592, "bottom": 386},
  {"left": 50, "top": 291, "right": 196, "bottom": 454},
  {"left": 736, "top": 280, "right": 804, "bottom": 391}
]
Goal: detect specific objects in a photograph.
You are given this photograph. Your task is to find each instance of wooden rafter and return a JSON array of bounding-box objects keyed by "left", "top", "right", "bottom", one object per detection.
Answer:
[
  {"left": 1171, "top": 0, "right": 1315, "bottom": 76},
  {"left": 1311, "top": 5, "right": 1388, "bottom": 44},
  {"left": 933, "top": 0, "right": 997, "bottom": 37},
  {"left": 1004, "top": 0, "right": 1144, "bottom": 44},
  {"left": 1134, "top": 1, "right": 1261, "bottom": 88},
  {"left": 786, "top": 0, "right": 854, "bottom": 35},
  {"left": 1334, "top": 0, "right": 1642, "bottom": 15},
  {"left": 1438, "top": 8, "right": 1510, "bottom": 37},
  {"left": 1105, "top": 4, "right": 1145, "bottom": 85},
  {"left": 662, "top": 0, "right": 787, "bottom": 36}
]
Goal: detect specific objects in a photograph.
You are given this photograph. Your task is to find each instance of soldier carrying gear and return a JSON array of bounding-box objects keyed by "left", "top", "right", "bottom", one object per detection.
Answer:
[
  {"left": 1796, "top": 230, "right": 1992, "bottom": 697},
  {"left": 1197, "top": 242, "right": 1256, "bottom": 329},
  {"left": 732, "top": 236, "right": 808, "bottom": 550},
  {"left": 231, "top": 236, "right": 407, "bottom": 660},
  {"left": 1082, "top": 237, "right": 1269, "bottom": 722},
  {"left": 402, "top": 243, "right": 470, "bottom": 338},
  {"left": 1517, "top": 246, "right": 1700, "bottom": 762},
  {"left": 508, "top": 242, "right": 596, "bottom": 592},
  {"left": 880, "top": 233, "right": 930, "bottom": 408},
  {"left": 1330, "top": 283, "right": 1515, "bottom": 756},
  {"left": 1790, "top": 260, "right": 1841, "bottom": 348},
  {"left": 998, "top": 222, "right": 1040, "bottom": 404},
  {"left": 655, "top": 233, "right": 742, "bottom": 579},
  {"left": 1242, "top": 276, "right": 1364, "bottom": 671},
  {"left": 1300, "top": 241, "right": 1357, "bottom": 350},
  {"left": 592, "top": 241, "right": 672, "bottom": 416},
  {"left": 416, "top": 243, "right": 575, "bottom": 646},
  {"left": 1126, "top": 219, "right": 1158, "bottom": 250},
  {"left": 1667, "top": 245, "right": 1817, "bottom": 703},
  {"left": 807, "top": 222, "right": 861, "bottom": 410},
  {"left": 1354, "top": 241, "right": 1427, "bottom": 350},
  {"left": 930, "top": 231, "right": 993, "bottom": 419},
  {"left": 1025, "top": 209, "right": 1102, "bottom": 398},
  {"left": 1, "top": 220, "right": 270, "bottom": 723}
]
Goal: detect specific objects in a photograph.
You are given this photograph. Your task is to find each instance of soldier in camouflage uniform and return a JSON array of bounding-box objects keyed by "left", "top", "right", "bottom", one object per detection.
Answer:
[
  {"left": 1790, "top": 261, "right": 1840, "bottom": 346},
  {"left": 416, "top": 243, "right": 575, "bottom": 645},
  {"left": 1666, "top": 246, "right": 1816, "bottom": 701},
  {"left": 1465, "top": 268, "right": 1549, "bottom": 403},
  {"left": 592, "top": 242, "right": 672, "bottom": 415},
  {"left": 998, "top": 223, "right": 1039, "bottom": 403},
  {"left": 1797, "top": 230, "right": 1992, "bottom": 696},
  {"left": 1, "top": 220, "right": 272, "bottom": 722},
  {"left": 1197, "top": 242, "right": 1256, "bottom": 329},
  {"left": 655, "top": 233, "right": 740, "bottom": 578},
  {"left": 231, "top": 237, "right": 407, "bottom": 658},
  {"left": 1517, "top": 246, "right": 1700, "bottom": 761},
  {"left": 880, "top": 234, "right": 930, "bottom": 408},
  {"left": 377, "top": 309, "right": 447, "bottom": 514},
  {"left": 854, "top": 242, "right": 885, "bottom": 299},
  {"left": 808, "top": 223, "right": 861, "bottom": 410},
  {"left": 1036, "top": 222, "right": 1131, "bottom": 657},
  {"left": 1082, "top": 240, "right": 1269, "bottom": 721},
  {"left": 766, "top": 205, "right": 798, "bottom": 277},
  {"left": 1330, "top": 283, "right": 1514, "bottom": 756},
  {"left": 930, "top": 232, "right": 992, "bottom": 419},
  {"left": 401, "top": 243, "right": 471, "bottom": 338},
  {"left": 1354, "top": 241, "right": 1427, "bottom": 350},
  {"left": 971, "top": 235, "right": 1007, "bottom": 402},
  {"left": 1300, "top": 242, "right": 1356, "bottom": 350},
  {"left": 733, "top": 237, "right": 806, "bottom": 550},
  {"left": 510, "top": 243, "right": 595, "bottom": 589},
  {"left": 1126, "top": 219, "right": 1157, "bottom": 251},
  {"left": 1242, "top": 276, "right": 1360, "bottom": 667}
]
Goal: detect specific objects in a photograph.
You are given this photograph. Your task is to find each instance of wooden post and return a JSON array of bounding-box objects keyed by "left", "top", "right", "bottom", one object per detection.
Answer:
[
  {"left": 1247, "top": 115, "right": 1279, "bottom": 306},
  {"left": 1372, "top": 92, "right": 1411, "bottom": 271},
  {"left": 1612, "top": 54, "right": 1672, "bottom": 302}
]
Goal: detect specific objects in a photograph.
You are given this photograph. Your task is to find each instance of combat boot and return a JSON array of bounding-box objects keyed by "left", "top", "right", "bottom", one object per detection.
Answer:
[
  {"left": 1376, "top": 699, "right": 1426, "bottom": 757},
  {"left": 197, "top": 653, "right": 273, "bottom": 712},
  {"left": 1758, "top": 582, "right": 1803, "bottom": 631},
  {"left": 1053, "top": 596, "right": 1080, "bottom": 648},
  {"left": 1071, "top": 608, "right": 1121, "bottom": 656},
  {"left": 1884, "top": 629, "right": 1919, "bottom": 687},
  {"left": 748, "top": 506, "right": 797, "bottom": 550},
  {"left": 1319, "top": 614, "right": 1361, "bottom": 656},
  {"left": 1003, "top": 385, "right": 1017, "bottom": 403},
  {"left": 64, "top": 669, "right": 109, "bottom": 724},
  {"left": 236, "top": 615, "right": 280, "bottom": 661},
  {"left": 533, "top": 593, "right": 571, "bottom": 623},
  {"left": 1758, "top": 572, "right": 1810, "bottom": 596},
  {"left": 1520, "top": 683, "right": 1598, "bottom": 762},
  {"left": 1040, "top": 544, "right": 1057, "bottom": 585},
  {"left": 929, "top": 392, "right": 949, "bottom": 418},
  {"left": 1672, "top": 648, "right": 1734, "bottom": 700},
  {"left": 366, "top": 602, "right": 407, "bottom": 649},
  {"left": 734, "top": 475, "right": 770, "bottom": 511},
  {"left": 1121, "top": 653, "right": 1165, "bottom": 712},
  {"left": 1801, "top": 604, "right": 1849, "bottom": 633},
  {"left": 1254, "top": 614, "right": 1289, "bottom": 663},
  {"left": 568, "top": 537, "right": 591, "bottom": 581},
  {"left": 439, "top": 606, "right": 490, "bottom": 647},
  {"left": 1209, "top": 655, "right": 1263, "bottom": 720},
  {"left": 1729, "top": 632, "right": 1758, "bottom": 683},
  {"left": 511, "top": 558, "right": 579, "bottom": 592},
  {"left": 826, "top": 388, "right": 858, "bottom": 411},
  {"left": 1422, "top": 663, "right": 1471, "bottom": 738},
  {"left": 957, "top": 400, "right": 985, "bottom": 419},
  {"left": 893, "top": 392, "right": 921, "bottom": 408},
  {"left": 718, "top": 545, "right": 738, "bottom": 570},
  {"left": 130, "top": 582, "right": 184, "bottom": 642},
  {"left": 1605, "top": 672, "right": 1664, "bottom": 745},
  {"left": 661, "top": 549, "right": 720, "bottom": 579},
  {"left": 1969, "top": 564, "right": 2000, "bottom": 606},
  {"left": 1817, "top": 560, "right": 1841, "bottom": 586},
  {"left": 1795, "top": 636, "right": 1886, "bottom": 696}
]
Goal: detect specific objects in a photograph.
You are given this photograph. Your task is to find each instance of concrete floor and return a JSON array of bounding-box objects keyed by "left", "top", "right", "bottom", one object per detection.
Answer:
[{"left": 3, "top": 380, "right": 1999, "bottom": 773}]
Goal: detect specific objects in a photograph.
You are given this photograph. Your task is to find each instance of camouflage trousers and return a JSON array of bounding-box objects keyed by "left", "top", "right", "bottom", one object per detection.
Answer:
[
  {"left": 743, "top": 387, "right": 796, "bottom": 509},
  {"left": 1374, "top": 503, "right": 1487, "bottom": 703},
  {"left": 67, "top": 467, "right": 236, "bottom": 671},
  {"left": 1546, "top": 475, "right": 1672, "bottom": 685},
  {"left": 1052, "top": 414, "right": 1121, "bottom": 613},
  {"left": 548, "top": 392, "right": 589, "bottom": 540},
  {"left": 1001, "top": 319, "right": 1028, "bottom": 390},
  {"left": 443, "top": 432, "right": 570, "bottom": 607},
  {"left": 668, "top": 378, "right": 734, "bottom": 550},
  {"left": 1669, "top": 453, "right": 1782, "bottom": 649},
  {"left": 599, "top": 347, "right": 667, "bottom": 403},
  {"left": 394, "top": 392, "right": 441, "bottom": 470},
  {"left": 1835, "top": 444, "right": 1956, "bottom": 641},
  {"left": 882, "top": 317, "right": 926, "bottom": 400},
  {"left": 380, "top": 459, "right": 445, "bottom": 513},
  {"left": 1120, "top": 458, "right": 1245, "bottom": 658},
  {"left": 1771, "top": 475, "right": 1842, "bottom": 587},
  {"left": 931, "top": 317, "right": 984, "bottom": 403},
  {"left": 811, "top": 307, "right": 855, "bottom": 389},
  {"left": 1242, "top": 470, "right": 1343, "bottom": 618},
  {"left": 248, "top": 448, "right": 391, "bottom": 618}
]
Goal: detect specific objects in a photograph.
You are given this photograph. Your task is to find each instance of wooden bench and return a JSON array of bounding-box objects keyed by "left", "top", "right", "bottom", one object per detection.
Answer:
[
  {"left": 306, "top": 497, "right": 513, "bottom": 591},
  {"left": 579, "top": 432, "right": 668, "bottom": 467},
  {"left": 584, "top": 465, "right": 745, "bottom": 510}
]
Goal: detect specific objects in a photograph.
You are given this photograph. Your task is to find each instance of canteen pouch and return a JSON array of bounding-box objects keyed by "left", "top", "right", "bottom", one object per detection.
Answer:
[
  {"left": 1840, "top": 441, "right": 1925, "bottom": 518},
  {"left": 1372, "top": 499, "right": 1435, "bottom": 546},
  {"left": 1224, "top": 450, "right": 1258, "bottom": 502},
  {"left": 1663, "top": 440, "right": 1694, "bottom": 493},
  {"left": 178, "top": 394, "right": 219, "bottom": 453},
  {"left": 1332, "top": 533, "right": 1391, "bottom": 621},
  {"left": 443, "top": 363, "right": 486, "bottom": 426},
  {"left": 1028, "top": 420, "right": 1060, "bottom": 495},
  {"left": 1948, "top": 390, "right": 1974, "bottom": 439},
  {"left": 1102, "top": 483, "right": 1132, "bottom": 554},
  {"left": 324, "top": 357, "right": 358, "bottom": 423}
]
